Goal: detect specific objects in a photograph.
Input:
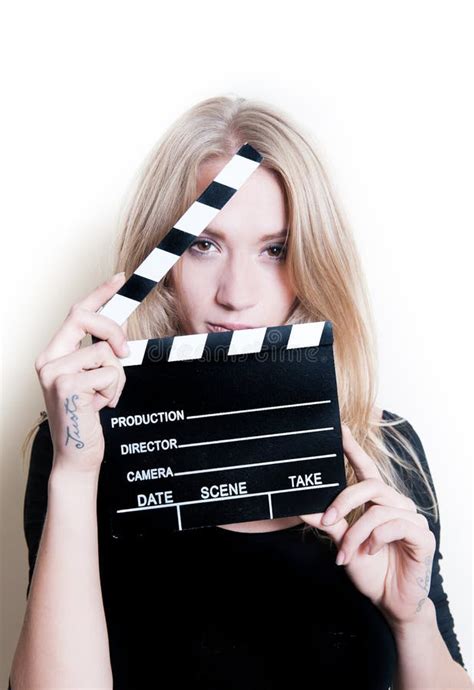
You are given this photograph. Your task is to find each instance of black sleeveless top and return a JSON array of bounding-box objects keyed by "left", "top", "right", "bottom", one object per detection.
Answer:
[{"left": 11, "top": 410, "right": 465, "bottom": 689}]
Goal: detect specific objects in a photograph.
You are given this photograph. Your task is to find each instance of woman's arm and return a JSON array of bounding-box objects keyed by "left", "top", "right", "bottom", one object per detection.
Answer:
[
  {"left": 9, "top": 461, "right": 113, "bottom": 689},
  {"left": 391, "top": 598, "right": 472, "bottom": 689},
  {"left": 302, "top": 421, "right": 472, "bottom": 689},
  {"left": 387, "top": 418, "right": 471, "bottom": 687},
  {"left": 9, "top": 273, "right": 129, "bottom": 688}
]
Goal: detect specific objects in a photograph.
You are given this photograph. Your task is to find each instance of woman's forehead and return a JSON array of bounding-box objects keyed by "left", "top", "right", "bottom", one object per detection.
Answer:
[{"left": 198, "top": 163, "right": 288, "bottom": 238}]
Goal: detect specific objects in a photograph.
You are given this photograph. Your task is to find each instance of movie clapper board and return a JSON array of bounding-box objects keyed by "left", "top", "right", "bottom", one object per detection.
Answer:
[{"left": 94, "top": 143, "right": 346, "bottom": 537}]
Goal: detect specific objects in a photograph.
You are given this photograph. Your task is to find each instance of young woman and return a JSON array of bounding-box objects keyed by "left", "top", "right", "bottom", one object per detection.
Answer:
[{"left": 9, "top": 96, "right": 471, "bottom": 689}]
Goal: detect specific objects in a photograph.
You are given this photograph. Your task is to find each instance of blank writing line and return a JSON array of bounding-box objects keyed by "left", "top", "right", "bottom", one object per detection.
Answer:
[
  {"left": 174, "top": 453, "right": 337, "bottom": 476},
  {"left": 186, "top": 399, "right": 331, "bottom": 420},
  {"left": 116, "top": 483, "right": 340, "bottom": 513},
  {"left": 178, "top": 426, "right": 334, "bottom": 449}
]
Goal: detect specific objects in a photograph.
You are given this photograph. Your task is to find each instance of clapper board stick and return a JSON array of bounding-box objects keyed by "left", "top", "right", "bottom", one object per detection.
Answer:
[
  {"left": 92, "top": 143, "right": 263, "bottom": 335},
  {"left": 90, "top": 142, "right": 346, "bottom": 535}
]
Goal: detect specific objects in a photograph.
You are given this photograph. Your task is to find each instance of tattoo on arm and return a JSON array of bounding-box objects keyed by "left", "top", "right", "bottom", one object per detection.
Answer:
[
  {"left": 64, "top": 394, "right": 85, "bottom": 449},
  {"left": 415, "top": 554, "right": 433, "bottom": 613}
]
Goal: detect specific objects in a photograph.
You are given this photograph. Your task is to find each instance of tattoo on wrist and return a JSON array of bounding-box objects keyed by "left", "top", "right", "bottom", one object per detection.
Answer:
[
  {"left": 415, "top": 554, "right": 433, "bottom": 613},
  {"left": 64, "top": 394, "right": 85, "bottom": 449}
]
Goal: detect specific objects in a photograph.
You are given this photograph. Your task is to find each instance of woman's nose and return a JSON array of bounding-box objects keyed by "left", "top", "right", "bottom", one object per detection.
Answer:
[{"left": 215, "top": 256, "right": 259, "bottom": 312}]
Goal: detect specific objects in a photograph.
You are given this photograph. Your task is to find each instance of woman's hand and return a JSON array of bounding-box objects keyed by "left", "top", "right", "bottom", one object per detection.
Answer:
[
  {"left": 34, "top": 273, "right": 129, "bottom": 476},
  {"left": 299, "top": 424, "right": 437, "bottom": 628}
]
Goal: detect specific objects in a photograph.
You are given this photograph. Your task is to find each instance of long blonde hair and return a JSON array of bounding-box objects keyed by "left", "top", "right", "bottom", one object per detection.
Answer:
[{"left": 23, "top": 94, "right": 438, "bottom": 536}]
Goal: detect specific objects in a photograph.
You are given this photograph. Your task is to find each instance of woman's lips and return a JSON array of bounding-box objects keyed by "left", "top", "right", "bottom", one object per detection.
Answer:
[{"left": 207, "top": 322, "right": 256, "bottom": 332}]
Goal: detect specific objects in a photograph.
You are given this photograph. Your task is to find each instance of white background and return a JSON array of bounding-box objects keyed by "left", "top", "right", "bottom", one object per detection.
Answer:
[{"left": 1, "top": 0, "right": 472, "bottom": 682}]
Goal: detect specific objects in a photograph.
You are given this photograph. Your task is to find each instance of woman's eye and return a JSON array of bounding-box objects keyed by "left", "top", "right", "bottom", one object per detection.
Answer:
[
  {"left": 189, "top": 239, "right": 216, "bottom": 255},
  {"left": 265, "top": 244, "right": 287, "bottom": 261},
  {"left": 188, "top": 240, "right": 287, "bottom": 262}
]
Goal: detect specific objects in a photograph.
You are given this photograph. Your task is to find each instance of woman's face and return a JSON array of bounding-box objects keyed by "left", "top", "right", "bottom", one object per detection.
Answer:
[{"left": 170, "top": 157, "right": 297, "bottom": 334}]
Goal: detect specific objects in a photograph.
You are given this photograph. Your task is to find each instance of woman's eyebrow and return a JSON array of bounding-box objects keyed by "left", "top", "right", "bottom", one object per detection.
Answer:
[{"left": 204, "top": 228, "right": 288, "bottom": 242}]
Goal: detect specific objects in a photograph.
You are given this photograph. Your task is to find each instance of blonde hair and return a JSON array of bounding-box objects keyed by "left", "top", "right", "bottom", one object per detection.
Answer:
[{"left": 24, "top": 94, "right": 438, "bottom": 538}]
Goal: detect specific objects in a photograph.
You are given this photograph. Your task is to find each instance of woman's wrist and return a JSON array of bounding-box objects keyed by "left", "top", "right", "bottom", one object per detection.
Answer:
[
  {"left": 45, "top": 463, "right": 101, "bottom": 541},
  {"left": 48, "top": 459, "right": 101, "bottom": 494},
  {"left": 49, "top": 455, "right": 100, "bottom": 487},
  {"left": 382, "top": 596, "right": 438, "bottom": 639}
]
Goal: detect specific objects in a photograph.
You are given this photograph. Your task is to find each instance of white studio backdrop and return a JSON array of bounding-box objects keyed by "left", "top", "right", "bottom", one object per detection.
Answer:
[{"left": 1, "top": 0, "right": 472, "bottom": 681}]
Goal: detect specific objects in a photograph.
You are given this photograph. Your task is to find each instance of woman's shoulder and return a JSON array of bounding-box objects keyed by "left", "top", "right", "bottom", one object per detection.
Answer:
[
  {"left": 371, "top": 405, "right": 425, "bottom": 449},
  {"left": 374, "top": 405, "right": 413, "bottom": 426},
  {"left": 378, "top": 406, "right": 426, "bottom": 454},
  {"left": 27, "top": 414, "right": 53, "bottom": 477},
  {"left": 34, "top": 414, "right": 53, "bottom": 448},
  {"left": 372, "top": 405, "right": 430, "bottom": 478},
  {"left": 36, "top": 413, "right": 50, "bottom": 435},
  {"left": 377, "top": 407, "right": 439, "bottom": 522}
]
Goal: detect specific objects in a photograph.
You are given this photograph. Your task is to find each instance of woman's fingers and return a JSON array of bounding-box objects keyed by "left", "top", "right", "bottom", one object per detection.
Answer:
[
  {"left": 35, "top": 273, "right": 128, "bottom": 368},
  {"left": 76, "top": 272, "right": 126, "bottom": 312},
  {"left": 37, "top": 340, "right": 126, "bottom": 409},
  {"left": 321, "top": 477, "right": 416, "bottom": 526},
  {"left": 365, "top": 518, "right": 436, "bottom": 559},
  {"left": 37, "top": 301, "right": 129, "bottom": 367},
  {"left": 299, "top": 512, "right": 349, "bottom": 549},
  {"left": 341, "top": 423, "right": 383, "bottom": 481},
  {"left": 33, "top": 273, "right": 132, "bottom": 472},
  {"left": 65, "top": 366, "right": 124, "bottom": 412},
  {"left": 337, "top": 505, "right": 430, "bottom": 564}
]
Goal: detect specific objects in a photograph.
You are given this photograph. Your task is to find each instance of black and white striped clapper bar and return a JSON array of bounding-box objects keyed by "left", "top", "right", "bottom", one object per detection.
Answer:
[{"left": 95, "top": 143, "right": 347, "bottom": 537}]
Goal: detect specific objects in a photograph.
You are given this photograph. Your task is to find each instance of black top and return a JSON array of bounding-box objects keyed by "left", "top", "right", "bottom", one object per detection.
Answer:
[{"left": 11, "top": 410, "right": 465, "bottom": 690}]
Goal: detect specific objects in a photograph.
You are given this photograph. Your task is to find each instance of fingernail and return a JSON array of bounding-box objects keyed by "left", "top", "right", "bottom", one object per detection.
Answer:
[
  {"left": 336, "top": 550, "right": 345, "bottom": 566},
  {"left": 322, "top": 507, "right": 337, "bottom": 525},
  {"left": 121, "top": 342, "right": 130, "bottom": 357}
]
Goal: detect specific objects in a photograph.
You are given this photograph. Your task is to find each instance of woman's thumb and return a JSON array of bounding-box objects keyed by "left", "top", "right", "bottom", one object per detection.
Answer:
[{"left": 299, "top": 512, "right": 348, "bottom": 548}]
